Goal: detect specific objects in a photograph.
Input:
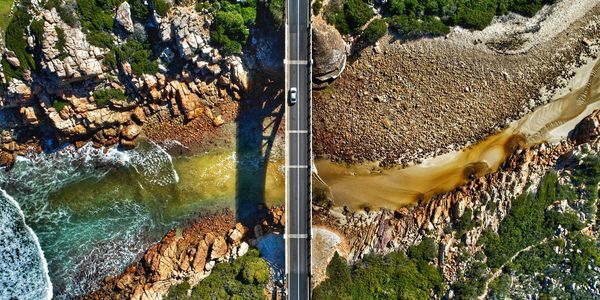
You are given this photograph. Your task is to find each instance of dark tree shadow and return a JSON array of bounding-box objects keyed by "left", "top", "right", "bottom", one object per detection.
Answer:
[{"left": 235, "top": 72, "right": 284, "bottom": 227}]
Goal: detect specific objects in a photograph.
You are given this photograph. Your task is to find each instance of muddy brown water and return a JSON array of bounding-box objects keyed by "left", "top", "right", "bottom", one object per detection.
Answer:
[{"left": 316, "top": 57, "right": 600, "bottom": 210}]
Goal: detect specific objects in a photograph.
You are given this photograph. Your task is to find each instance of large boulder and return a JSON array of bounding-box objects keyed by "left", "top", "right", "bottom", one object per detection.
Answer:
[
  {"left": 116, "top": 2, "right": 134, "bottom": 33},
  {"left": 312, "top": 18, "right": 347, "bottom": 82},
  {"left": 39, "top": 8, "right": 104, "bottom": 81}
]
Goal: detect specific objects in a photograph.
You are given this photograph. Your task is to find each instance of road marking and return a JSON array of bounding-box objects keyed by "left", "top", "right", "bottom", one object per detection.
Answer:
[
  {"left": 286, "top": 234, "right": 309, "bottom": 239},
  {"left": 287, "top": 60, "right": 308, "bottom": 65},
  {"left": 289, "top": 130, "right": 308, "bottom": 133},
  {"left": 288, "top": 165, "right": 308, "bottom": 169}
]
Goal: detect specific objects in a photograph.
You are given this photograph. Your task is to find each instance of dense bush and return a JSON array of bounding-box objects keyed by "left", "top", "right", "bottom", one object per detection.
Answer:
[
  {"left": 360, "top": 19, "right": 387, "bottom": 44},
  {"left": 76, "top": 0, "right": 115, "bottom": 47},
  {"left": 388, "top": 15, "right": 449, "bottom": 37},
  {"left": 325, "top": 0, "right": 372, "bottom": 34},
  {"left": 211, "top": 10, "right": 250, "bottom": 55},
  {"left": 130, "top": 0, "right": 149, "bottom": 20},
  {"left": 379, "top": 0, "right": 554, "bottom": 37},
  {"left": 116, "top": 39, "right": 159, "bottom": 76},
  {"left": 313, "top": 0, "right": 322, "bottom": 16},
  {"left": 153, "top": 0, "right": 171, "bottom": 17},
  {"left": 267, "top": 0, "right": 284, "bottom": 28},
  {"left": 93, "top": 88, "right": 127, "bottom": 105},
  {"left": 188, "top": 249, "right": 270, "bottom": 299},
  {"left": 4, "top": 4, "right": 36, "bottom": 78},
  {"left": 313, "top": 239, "right": 446, "bottom": 299},
  {"left": 165, "top": 281, "right": 190, "bottom": 300}
]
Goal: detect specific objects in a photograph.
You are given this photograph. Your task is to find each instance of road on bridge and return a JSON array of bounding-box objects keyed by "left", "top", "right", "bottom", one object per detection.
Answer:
[{"left": 284, "top": 0, "right": 311, "bottom": 297}]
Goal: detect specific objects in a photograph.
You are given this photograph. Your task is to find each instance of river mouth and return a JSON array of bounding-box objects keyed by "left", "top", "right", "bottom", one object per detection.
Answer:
[
  {"left": 0, "top": 140, "right": 284, "bottom": 298},
  {"left": 316, "top": 56, "right": 600, "bottom": 211}
]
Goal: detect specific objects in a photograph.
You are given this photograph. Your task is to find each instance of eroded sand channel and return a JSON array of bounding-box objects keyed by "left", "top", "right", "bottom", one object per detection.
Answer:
[{"left": 316, "top": 56, "right": 600, "bottom": 210}]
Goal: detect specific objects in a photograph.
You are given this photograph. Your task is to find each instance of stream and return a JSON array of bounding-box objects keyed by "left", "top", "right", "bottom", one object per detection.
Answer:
[{"left": 316, "top": 56, "right": 600, "bottom": 210}]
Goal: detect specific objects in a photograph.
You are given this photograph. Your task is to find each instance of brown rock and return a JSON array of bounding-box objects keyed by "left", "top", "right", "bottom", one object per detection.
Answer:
[
  {"left": 0, "top": 151, "right": 15, "bottom": 167},
  {"left": 121, "top": 124, "right": 142, "bottom": 140},
  {"left": 132, "top": 107, "right": 147, "bottom": 124},
  {"left": 192, "top": 240, "right": 209, "bottom": 272},
  {"left": 120, "top": 138, "right": 137, "bottom": 149},
  {"left": 210, "top": 236, "right": 228, "bottom": 261}
]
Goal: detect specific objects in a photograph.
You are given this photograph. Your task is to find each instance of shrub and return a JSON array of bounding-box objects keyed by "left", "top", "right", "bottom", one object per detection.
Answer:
[
  {"left": 343, "top": 0, "right": 372, "bottom": 32},
  {"left": 55, "top": 26, "right": 69, "bottom": 59},
  {"left": 190, "top": 248, "right": 270, "bottom": 299},
  {"left": 165, "top": 281, "right": 190, "bottom": 300},
  {"left": 407, "top": 237, "right": 437, "bottom": 262},
  {"left": 93, "top": 88, "right": 127, "bottom": 105},
  {"left": 153, "top": 0, "right": 171, "bottom": 17},
  {"left": 266, "top": 0, "right": 284, "bottom": 27},
  {"left": 389, "top": 15, "right": 448, "bottom": 37},
  {"left": 313, "top": 250, "right": 446, "bottom": 299},
  {"left": 52, "top": 99, "right": 70, "bottom": 112},
  {"left": 116, "top": 39, "right": 159, "bottom": 75},
  {"left": 312, "top": 0, "right": 322, "bottom": 16},
  {"left": 360, "top": 19, "right": 387, "bottom": 44},
  {"left": 5, "top": 6, "right": 36, "bottom": 74},
  {"left": 210, "top": 10, "right": 249, "bottom": 55},
  {"left": 130, "top": 0, "right": 149, "bottom": 20}
]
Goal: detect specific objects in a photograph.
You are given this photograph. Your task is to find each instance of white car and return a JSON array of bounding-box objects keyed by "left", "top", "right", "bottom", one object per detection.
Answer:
[{"left": 289, "top": 87, "right": 297, "bottom": 104}]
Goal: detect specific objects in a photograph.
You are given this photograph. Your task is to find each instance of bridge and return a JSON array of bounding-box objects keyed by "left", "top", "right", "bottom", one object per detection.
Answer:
[{"left": 284, "top": 0, "right": 312, "bottom": 297}]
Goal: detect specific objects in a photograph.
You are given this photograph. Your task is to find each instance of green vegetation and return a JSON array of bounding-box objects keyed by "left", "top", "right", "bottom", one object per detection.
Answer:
[
  {"left": 388, "top": 15, "right": 449, "bottom": 37},
  {"left": 266, "top": 0, "right": 284, "bottom": 28},
  {"left": 0, "top": 0, "right": 14, "bottom": 32},
  {"left": 451, "top": 155, "right": 600, "bottom": 298},
  {"left": 325, "top": 0, "right": 554, "bottom": 38},
  {"left": 186, "top": 249, "right": 269, "bottom": 299},
  {"left": 3, "top": 1, "right": 36, "bottom": 80},
  {"left": 454, "top": 207, "right": 478, "bottom": 239},
  {"left": 313, "top": 239, "right": 446, "bottom": 299},
  {"left": 153, "top": 0, "right": 171, "bottom": 17},
  {"left": 210, "top": 0, "right": 256, "bottom": 55},
  {"left": 312, "top": 0, "right": 322, "bottom": 16},
  {"left": 55, "top": 26, "right": 69, "bottom": 59},
  {"left": 480, "top": 172, "right": 586, "bottom": 269},
  {"left": 45, "top": 0, "right": 78, "bottom": 27},
  {"left": 325, "top": 0, "right": 373, "bottom": 34},
  {"left": 166, "top": 281, "right": 191, "bottom": 300},
  {"left": 52, "top": 99, "right": 71, "bottom": 112},
  {"left": 116, "top": 39, "right": 159, "bottom": 76},
  {"left": 130, "top": 0, "right": 149, "bottom": 20},
  {"left": 76, "top": 0, "right": 116, "bottom": 47},
  {"left": 92, "top": 88, "right": 127, "bottom": 105},
  {"left": 360, "top": 19, "right": 387, "bottom": 44}
]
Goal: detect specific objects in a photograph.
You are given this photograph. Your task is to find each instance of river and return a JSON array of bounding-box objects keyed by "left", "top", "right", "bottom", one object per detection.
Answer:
[
  {"left": 316, "top": 56, "right": 600, "bottom": 210},
  {"left": 0, "top": 140, "right": 284, "bottom": 298}
]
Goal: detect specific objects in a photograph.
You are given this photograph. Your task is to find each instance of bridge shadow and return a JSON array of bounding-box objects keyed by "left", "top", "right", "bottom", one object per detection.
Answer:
[{"left": 235, "top": 72, "right": 284, "bottom": 227}]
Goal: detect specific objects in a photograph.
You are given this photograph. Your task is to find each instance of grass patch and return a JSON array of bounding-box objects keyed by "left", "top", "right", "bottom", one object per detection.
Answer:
[
  {"left": 0, "top": 0, "right": 14, "bottom": 32},
  {"left": 52, "top": 99, "right": 70, "bottom": 112}
]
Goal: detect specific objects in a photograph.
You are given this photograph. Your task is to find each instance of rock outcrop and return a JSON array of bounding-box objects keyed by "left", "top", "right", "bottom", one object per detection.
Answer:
[
  {"left": 313, "top": 109, "right": 600, "bottom": 285},
  {"left": 115, "top": 2, "right": 134, "bottom": 33},
  {"left": 312, "top": 18, "right": 346, "bottom": 82},
  {"left": 84, "top": 207, "right": 285, "bottom": 300},
  {"left": 39, "top": 8, "right": 105, "bottom": 81}
]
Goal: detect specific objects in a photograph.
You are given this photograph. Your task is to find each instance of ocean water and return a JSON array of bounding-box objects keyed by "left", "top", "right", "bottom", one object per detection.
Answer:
[{"left": 0, "top": 140, "right": 284, "bottom": 299}]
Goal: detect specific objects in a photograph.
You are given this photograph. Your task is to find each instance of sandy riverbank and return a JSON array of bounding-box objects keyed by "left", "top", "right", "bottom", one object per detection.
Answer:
[{"left": 313, "top": 0, "right": 600, "bottom": 167}]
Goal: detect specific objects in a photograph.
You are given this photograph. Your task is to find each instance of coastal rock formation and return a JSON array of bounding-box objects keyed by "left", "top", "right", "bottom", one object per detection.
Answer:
[
  {"left": 313, "top": 109, "right": 600, "bottom": 285},
  {"left": 115, "top": 2, "right": 134, "bottom": 33},
  {"left": 39, "top": 8, "right": 105, "bottom": 81},
  {"left": 161, "top": 7, "right": 211, "bottom": 61},
  {"left": 85, "top": 207, "right": 285, "bottom": 299},
  {"left": 312, "top": 18, "right": 346, "bottom": 82}
]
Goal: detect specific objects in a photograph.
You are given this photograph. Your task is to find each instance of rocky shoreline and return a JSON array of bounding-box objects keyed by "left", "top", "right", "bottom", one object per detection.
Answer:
[
  {"left": 313, "top": 1, "right": 600, "bottom": 167},
  {"left": 84, "top": 206, "right": 285, "bottom": 299},
  {"left": 0, "top": 2, "right": 283, "bottom": 168},
  {"left": 312, "top": 106, "right": 600, "bottom": 289}
]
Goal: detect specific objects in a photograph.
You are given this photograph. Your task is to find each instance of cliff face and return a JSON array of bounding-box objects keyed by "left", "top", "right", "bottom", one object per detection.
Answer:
[
  {"left": 0, "top": 4, "right": 254, "bottom": 167},
  {"left": 313, "top": 109, "right": 600, "bottom": 285},
  {"left": 85, "top": 207, "right": 285, "bottom": 299}
]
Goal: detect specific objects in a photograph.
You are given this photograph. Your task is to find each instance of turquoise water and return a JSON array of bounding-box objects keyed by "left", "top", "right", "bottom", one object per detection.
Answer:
[{"left": 0, "top": 140, "right": 284, "bottom": 298}]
